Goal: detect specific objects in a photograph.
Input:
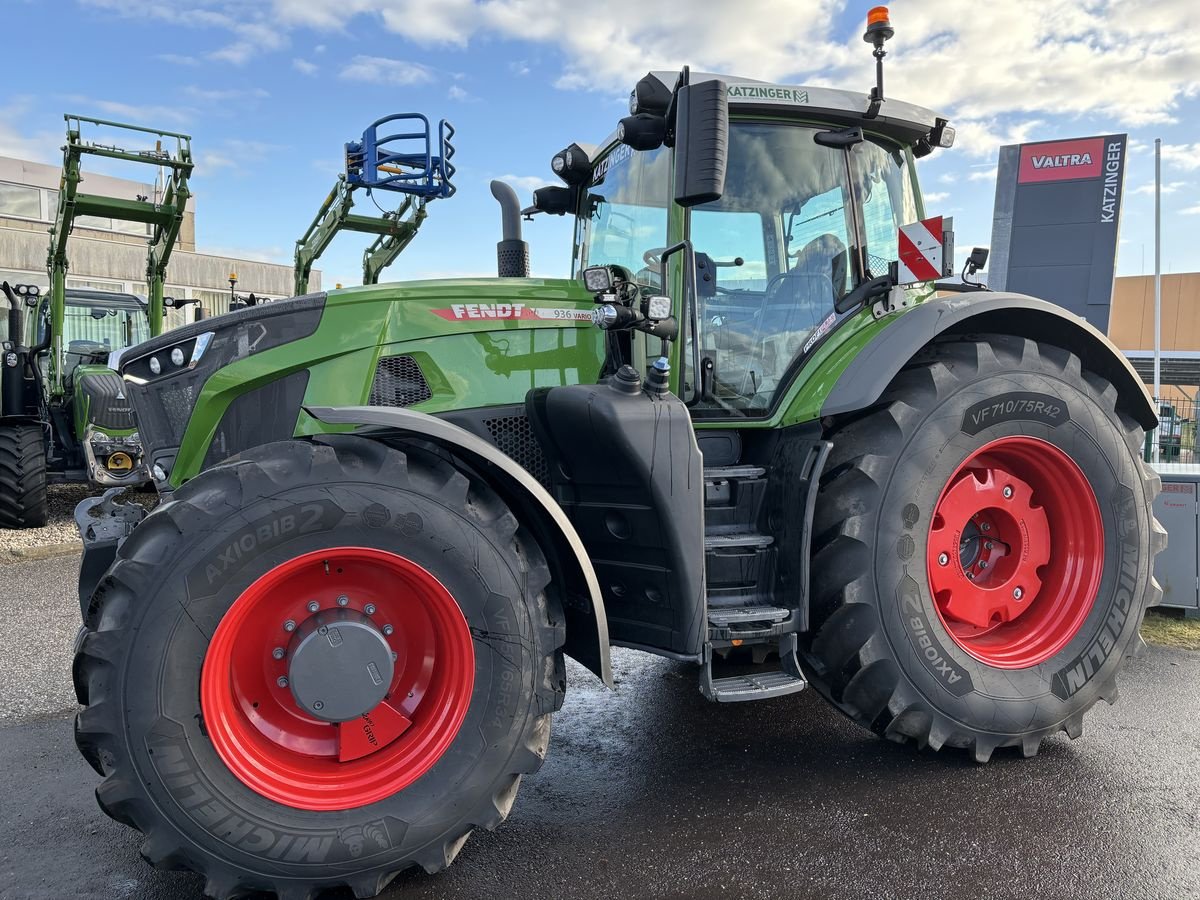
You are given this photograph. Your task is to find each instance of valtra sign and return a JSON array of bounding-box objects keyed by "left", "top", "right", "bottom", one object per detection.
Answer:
[
  {"left": 989, "top": 132, "right": 1127, "bottom": 332},
  {"left": 1018, "top": 138, "right": 1104, "bottom": 183}
]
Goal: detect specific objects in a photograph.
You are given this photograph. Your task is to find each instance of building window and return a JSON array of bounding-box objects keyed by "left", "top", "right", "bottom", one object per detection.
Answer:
[
  {"left": 0, "top": 182, "right": 41, "bottom": 219},
  {"left": 67, "top": 278, "right": 125, "bottom": 292}
]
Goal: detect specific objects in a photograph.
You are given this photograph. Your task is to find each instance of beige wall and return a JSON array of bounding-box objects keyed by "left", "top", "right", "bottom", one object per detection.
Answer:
[{"left": 1110, "top": 273, "right": 1200, "bottom": 352}]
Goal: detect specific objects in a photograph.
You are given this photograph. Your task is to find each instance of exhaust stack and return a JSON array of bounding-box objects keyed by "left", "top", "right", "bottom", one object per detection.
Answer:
[{"left": 490, "top": 180, "right": 530, "bottom": 278}]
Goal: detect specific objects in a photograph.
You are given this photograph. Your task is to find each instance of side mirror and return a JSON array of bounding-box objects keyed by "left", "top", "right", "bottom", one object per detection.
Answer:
[
  {"left": 532, "top": 186, "right": 577, "bottom": 216},
  {"left": 673, "top": 80, "right": 728, "bottom": 208}
]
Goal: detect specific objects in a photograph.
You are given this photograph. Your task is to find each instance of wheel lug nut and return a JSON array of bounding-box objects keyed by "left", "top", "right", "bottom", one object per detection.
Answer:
[
  {"left": 1013, "top": 587, "right": 1024, "bottom": 600},
  {"left": 978, "top": 560, "right": 988, "bottom": 569},
  {"left": 938, "top": 553, "right": 949, "bottom": 566},
  {"left": 283, "top": 619, "right": 296, "bottom": 632},
  {"left": 1003, "top": 486, "right": 1014, "bottom": 499},
  {"left": 272, "top": 647, "right": 285, "bottom": 660},
  {"left": 364, "top": 603, "right": 377, "bottom": 615},
  {"left": 383, "top": 624, "right": 394, "bottom": 636},
  {"left": 337, "top": 595, "right": 349, "bottom": 607},
  {"left": 985, "top": 541, "right": 994, "bottom": 550},
  {"left": 967, "top": 571, "right": 976, "bottom": 580},
  {"left": 980, "top": 522, "right": 991, "bottom": 532},
  {"left": 277, "top": 676, "right": 289, "bottom": 688},
  {"left": 307, "top": 600, "right": 319, "bottom": 613}
]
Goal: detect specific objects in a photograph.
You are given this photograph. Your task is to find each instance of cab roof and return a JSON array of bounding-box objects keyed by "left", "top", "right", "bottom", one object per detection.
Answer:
[
  {"left": 63, "top": 288, "right": 146, "bottom": 311},
  {"left": 649, "top": 71, "right": 945, "bottom": 146}
]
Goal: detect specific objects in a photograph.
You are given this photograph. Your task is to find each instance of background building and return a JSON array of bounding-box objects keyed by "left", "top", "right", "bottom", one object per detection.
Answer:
[{"left": 0, "top": 155, "right": 316, "bottom": 330}]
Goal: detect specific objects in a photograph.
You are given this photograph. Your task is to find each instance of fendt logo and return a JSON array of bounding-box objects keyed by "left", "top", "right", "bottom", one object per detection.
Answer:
[{"left": 1018, "top": 138, "right": 1104, "bottom": 183}]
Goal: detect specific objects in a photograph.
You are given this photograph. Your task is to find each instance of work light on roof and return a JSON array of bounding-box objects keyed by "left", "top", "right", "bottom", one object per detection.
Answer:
[{"left": 551, "top": 143, "right": 591, "bottom": 186}]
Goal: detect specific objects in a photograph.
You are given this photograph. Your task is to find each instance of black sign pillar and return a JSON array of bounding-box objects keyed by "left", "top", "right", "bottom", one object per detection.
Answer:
[{"left": 989, "top": 134, "right": 1127, "bottom": 332}]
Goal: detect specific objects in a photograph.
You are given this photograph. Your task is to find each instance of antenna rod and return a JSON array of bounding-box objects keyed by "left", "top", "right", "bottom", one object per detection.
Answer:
[{"left": 862, "top": 7, "right": 894, "bottom": 119}]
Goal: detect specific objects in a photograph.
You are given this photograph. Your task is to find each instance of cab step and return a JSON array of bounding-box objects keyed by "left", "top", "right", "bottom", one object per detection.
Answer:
[
  {"left": 707, "top": 605, "right": 789, "bottom": 627},
  {"left": 704, "top": 532, "right": 774, "bottom": 550},
  {"left": 699, "top": 634, "right": 807, "bottom": 703}
]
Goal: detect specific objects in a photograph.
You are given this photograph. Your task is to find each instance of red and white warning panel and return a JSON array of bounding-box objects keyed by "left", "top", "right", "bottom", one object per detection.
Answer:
[{"left": 897, "top": 215, "right": 954, "bottom": 284}]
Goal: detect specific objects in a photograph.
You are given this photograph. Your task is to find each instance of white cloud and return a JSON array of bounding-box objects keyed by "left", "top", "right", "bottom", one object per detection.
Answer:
[
  {"left": 0, "top": 98, "right": 62, "bottom": 163},
  {"left": 1131, "top": 181, "right": 1188, "bottom": 196},
  {"left": 183, "top": 86, "right": 269, "bottom": 103},
  {"left": 195, "top": 138, "right": 285, "bottom": 175},
  {"left": 448, "top": 84, "right": 473, "bottom": 101},
  {"left": 292, "top": 58, "right": 318, "bottom": 76},
  {"left": 196, "top": 244, "right": 291, "bottom": 265},
  {"left": 1182, "top": 204, "right": 1200, "bottom": 216},
  {"left": 952, "top": 118, "right": 1045, "bottom": 159},
  {"left": 968, "top": 167, "right": 998, "bottom": 183},
  {"left": 339, "top": 55, "right": 435, "bottom": 86},
  {"left": 495, "top": 174, "right": 550, "bottom": 197},
  {"left": 80, "top": 0, "right": 1200, "bottom": 134},
  {"left": 67, "top": 97, "right": 193, "bottom": 127},
  {"left": 924, "top": 191, "right": 950, "bottom": 203},
  {"left": 1161, "top": 143, "right": 1200, "bottom": 171}
]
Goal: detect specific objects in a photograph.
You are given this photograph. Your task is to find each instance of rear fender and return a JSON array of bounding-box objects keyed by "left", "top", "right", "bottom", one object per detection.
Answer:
[
  {"left": 306, "top": 405, "right": 614, "bottom": 687},
  {"left": 822, "top": 293, "right": 1157, "bottom": 429}
]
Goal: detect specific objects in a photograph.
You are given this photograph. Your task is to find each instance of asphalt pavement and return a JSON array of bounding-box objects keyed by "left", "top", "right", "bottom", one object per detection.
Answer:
[{"left": 1, "top": 553, "right": 1198, "bottom": 900}]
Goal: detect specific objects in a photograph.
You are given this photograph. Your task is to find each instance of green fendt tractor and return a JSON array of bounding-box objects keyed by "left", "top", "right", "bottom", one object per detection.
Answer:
[
  {"left": 0, "top": 115, "right": 191, "bottom": 528},
  {"left": 71, "top": 12, "right": 1163, "bottom": 899}
]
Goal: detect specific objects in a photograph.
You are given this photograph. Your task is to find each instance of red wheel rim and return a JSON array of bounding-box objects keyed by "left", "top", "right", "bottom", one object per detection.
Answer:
[
  {"left": 926, "top": 436, "right": 1104, "bottom": 668},
  {"left": 200, "top": 547, "right": 475, "bottom": 811}
]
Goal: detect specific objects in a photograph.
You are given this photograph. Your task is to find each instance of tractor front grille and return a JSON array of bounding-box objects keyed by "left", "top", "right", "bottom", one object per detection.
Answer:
[
  {"left": 484, "top": 414, "right": 550, "bottom": 488},
  {"left": 369, "top": 355, "right": 432, "bottom": 408}
]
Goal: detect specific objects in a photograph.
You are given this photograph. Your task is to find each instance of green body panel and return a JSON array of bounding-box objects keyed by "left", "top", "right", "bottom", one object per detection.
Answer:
[{"left": 169, "top": 278, "right": 603, "bottom": 486}]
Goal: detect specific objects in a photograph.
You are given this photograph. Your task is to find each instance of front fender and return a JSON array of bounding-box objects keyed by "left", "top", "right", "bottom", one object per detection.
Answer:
[
  {"left": 306, "top": 404, "right": 614, "bottom": 688},
  {"left": 822, "top": 292, "right": 1157, "bottom": 430}
]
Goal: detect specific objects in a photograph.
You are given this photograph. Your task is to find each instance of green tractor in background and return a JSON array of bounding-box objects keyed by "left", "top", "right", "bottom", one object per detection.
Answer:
[
  {"left": 0, "top": 115, "right": 191, "bottom": 528},
  {"left": 72, "top": 11, "right": 1163, "bottom": 899}
]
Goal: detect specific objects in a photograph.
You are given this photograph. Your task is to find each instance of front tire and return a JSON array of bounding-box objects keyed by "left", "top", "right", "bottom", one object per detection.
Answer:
[
  {"left": 805, "top": 335, "right": 1165, "bottom": 761},
  {"left": 0, "top": 422, "right": 48, "bottom": 529},
  {"left": 74, "top": 434, "right": 565, "bottom": 899}
]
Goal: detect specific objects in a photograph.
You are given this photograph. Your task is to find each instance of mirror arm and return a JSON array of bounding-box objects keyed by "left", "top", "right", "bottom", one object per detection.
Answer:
[
  {"left": 659, "top": 240, "right": 703, "bottom": 406},
  {"left": 834, "top": 273, "right": 893, "bottom": 314}
]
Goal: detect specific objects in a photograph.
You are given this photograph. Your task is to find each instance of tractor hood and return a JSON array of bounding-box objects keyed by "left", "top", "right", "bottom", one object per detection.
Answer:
[{"left": 117, "top": 278, "right": 602, "bottom": 486}]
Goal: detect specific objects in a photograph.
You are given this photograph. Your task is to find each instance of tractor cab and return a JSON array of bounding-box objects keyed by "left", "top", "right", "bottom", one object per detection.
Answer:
[
  {"left": 569, "top": 87, "right": 933, "bottom": 415},
  {"left": 27, "top": 289, "right": 151, "bottom": 383},
  {"left": 23, "top": 287, "right": 149, "bottom": 483}
]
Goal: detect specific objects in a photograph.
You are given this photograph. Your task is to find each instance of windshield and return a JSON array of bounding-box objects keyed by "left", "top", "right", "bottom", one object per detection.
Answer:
[
  {"left": 43, "top": 300, "right": 150, "bottom": 380},
  {"left": 577, "top": 144, "right": 671, "bottom": 291},
  {"left": 689, "top": 122, "right": 917, "bottom": 418},
  {"left": 63, "top": 302, "right": 148, "bottom": 352}
]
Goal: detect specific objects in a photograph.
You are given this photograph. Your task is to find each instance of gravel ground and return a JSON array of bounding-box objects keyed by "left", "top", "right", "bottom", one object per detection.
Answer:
[
  {"left": 0, "top": 483, "right": 159, "bottom": 554},
  {"left": 0, "top": 484, "right": 98, "bottom": 552}
]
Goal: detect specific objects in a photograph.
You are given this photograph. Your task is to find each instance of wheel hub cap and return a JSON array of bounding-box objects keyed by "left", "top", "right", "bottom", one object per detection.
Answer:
[
  {"left": 929, "top": 464, "right": 1050, "bottom": 629},
  {"left": 200, "top": 547, "right": 475, "bottom": 811},
  {"left": 926, "top": 436, "right": 1104, "bottom": 669},
  {"left": 287, "top": 610, "right": 395, "bottom": 723}
]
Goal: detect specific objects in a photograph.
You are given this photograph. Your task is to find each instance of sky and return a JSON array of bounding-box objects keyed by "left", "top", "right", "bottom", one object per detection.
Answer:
[{"left": 3, "top": 0, "right": 1199, "bottom": 289}]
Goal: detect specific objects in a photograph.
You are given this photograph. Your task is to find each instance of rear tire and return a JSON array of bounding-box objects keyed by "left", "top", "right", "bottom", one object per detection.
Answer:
[
  {"left": 804, "top": 334, "right": 1165, "bottom": 761},
  {"left": 0, "top": 422, "right": 48, "bottom": 529},
  {"left": 73, "top": 434, "right": 566, "bottom": 899}
]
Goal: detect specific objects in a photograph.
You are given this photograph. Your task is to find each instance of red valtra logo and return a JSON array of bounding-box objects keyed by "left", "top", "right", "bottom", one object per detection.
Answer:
[{"left": 1018, "top": 138, "right": 1104, "bottom": 183}]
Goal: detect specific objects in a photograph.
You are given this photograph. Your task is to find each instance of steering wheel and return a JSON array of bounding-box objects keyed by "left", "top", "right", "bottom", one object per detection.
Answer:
[{"left": 761, "top": 233, "right": 846, "bottom": 331}]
